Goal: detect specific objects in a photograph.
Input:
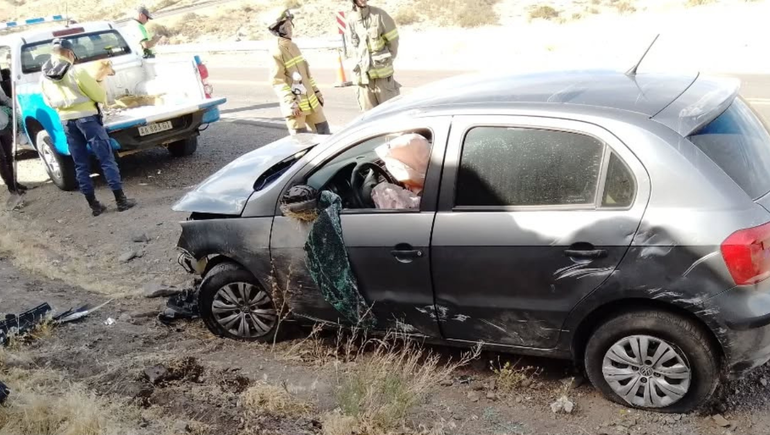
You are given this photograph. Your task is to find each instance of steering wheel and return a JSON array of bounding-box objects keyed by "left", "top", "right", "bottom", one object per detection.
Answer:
[{"left": 350, "top": 162, "right": 398, "bottom": 208}]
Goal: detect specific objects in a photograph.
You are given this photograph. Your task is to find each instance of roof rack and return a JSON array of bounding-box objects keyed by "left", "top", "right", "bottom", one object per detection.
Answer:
[{"left": 0, "top": 15, "right": 71, "bottom": 32}]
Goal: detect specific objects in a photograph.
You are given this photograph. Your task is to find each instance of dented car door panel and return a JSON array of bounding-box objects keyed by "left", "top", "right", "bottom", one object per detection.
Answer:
[{"left": 431, "top": 115, "right": 650, "bottom": 349}]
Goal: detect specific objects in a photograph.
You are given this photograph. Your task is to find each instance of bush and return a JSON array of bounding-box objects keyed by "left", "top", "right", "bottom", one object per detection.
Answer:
[
  {"left": 687, "top": 0, "right": 715, "bottom": 5},
  {"left": 394, "top": 8, "right": 421, "bottom": 26},
  {"left": 147, "top": 23, "right": 176, "bottom": 39},
  {"left": 456, "top": 1, "right": 500, "bottom": 27},
  {"left": 529, "top": 5, "right": 560, "bottom": 21},
  {"left": 614, "top": 1, "right": 637, "bottom": 13}
]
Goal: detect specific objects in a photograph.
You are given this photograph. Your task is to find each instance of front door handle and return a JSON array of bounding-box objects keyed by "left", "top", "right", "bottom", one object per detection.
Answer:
[
  {"left": 391, "top": 243, "right": 423, "bottom": 263},
  {"left": 564, "top": 249, "right": 607, "bottom": 259}
]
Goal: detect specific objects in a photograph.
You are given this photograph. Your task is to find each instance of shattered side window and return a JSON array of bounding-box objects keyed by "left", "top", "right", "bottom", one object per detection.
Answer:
[{"left": 456, "top": 127, "right": 605, "bottom": 207}]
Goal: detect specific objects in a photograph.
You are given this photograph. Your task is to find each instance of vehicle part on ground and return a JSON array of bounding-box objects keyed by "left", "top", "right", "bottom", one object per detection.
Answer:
[
  {"left": 584, "top": 310, "right": 719, "bottom": 413},
  {"left": 167, "top": 136, "right": 198, "bottom": 157},
  {"left": 0, "top": 302, "right": 52, "bottom": 345},
  {"left": 36, "top": 130, "right": 76, "bottom": 191},
  {"left": 198, "top": 262, "right": 280, "bottom": 342},
  {"left": 54, "top": 299, "right": 113, "bottom": 324},
  {"left": 303, "top": 190, "right": 375, "bottom": 328},
  {"left": 158, "top": 288, "right": 200, "bottom": 324},
  {"left": 279, "top": 184, "right": 319, "bottom": 222}
]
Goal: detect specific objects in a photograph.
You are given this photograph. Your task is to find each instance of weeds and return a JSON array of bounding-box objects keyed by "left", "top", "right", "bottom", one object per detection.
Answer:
[
  {"left": 529, "top": 5, "right": 560, "bottom": 21},
  {"left": 334, "top": 334, "right": 481, "bottom": 433},
  {"left": 395, "top": 8, "right": 421, "bottom": 26},
  {"left": 613, "top": 1, "right": 637, "bottom": 13},
  {"left": 687, "top": 0, "right": 715, "bottom": 5},
  {"left": 284, "top": 0, "right": 302, "bottom": 9},
  {"left": 241, "top": 382, "right": 312, "bottom": 417},
  {"left": 490, "top": 357, "right": 542, "bottom": 394}
]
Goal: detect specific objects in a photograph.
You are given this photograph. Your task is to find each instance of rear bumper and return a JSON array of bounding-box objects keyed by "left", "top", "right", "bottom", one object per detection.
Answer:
[
  {"left": 707, "top": 283, "right": 770, "bottom": 378},
  {"left": 107, "top": 110, "right": 206, "bottom": 152}
]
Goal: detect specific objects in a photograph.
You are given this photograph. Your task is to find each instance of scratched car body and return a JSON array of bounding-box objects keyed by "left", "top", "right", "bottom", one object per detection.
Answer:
[{"left": 173, "top": 69, "right": 770, "bottom": 413}]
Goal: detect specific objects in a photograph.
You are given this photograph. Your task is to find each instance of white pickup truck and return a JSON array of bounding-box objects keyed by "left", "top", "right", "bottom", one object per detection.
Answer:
[{"left": 0, "top": 16, "right": 227, "bottom": 190}]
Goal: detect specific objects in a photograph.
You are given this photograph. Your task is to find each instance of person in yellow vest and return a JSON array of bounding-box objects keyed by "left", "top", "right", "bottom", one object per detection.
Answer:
[
  {"left": 268, "top": 9, "right": 330, "bottom": 135},
  {"left": 349, "top": 0, "right": 400, "bottom": 111},
  {"left": 40, "top": 38, "right": 136, "bottom": 216}
]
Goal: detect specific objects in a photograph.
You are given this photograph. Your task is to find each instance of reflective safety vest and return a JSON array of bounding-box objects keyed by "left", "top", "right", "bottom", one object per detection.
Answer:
[
  {"left": 40, "top": 59, "right": 105, "bottom": 121},
  {"left": 269, "top": 37, "right": 322, "bottom": 117},
  {"left": 350, "top": 6, "right": 399, "bottom": 84}
]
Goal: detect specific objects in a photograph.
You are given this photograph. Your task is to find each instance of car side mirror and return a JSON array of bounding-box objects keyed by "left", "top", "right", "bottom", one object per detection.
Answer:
[{"left": 279, "top": 184, "right": 320, "bottom": 222}]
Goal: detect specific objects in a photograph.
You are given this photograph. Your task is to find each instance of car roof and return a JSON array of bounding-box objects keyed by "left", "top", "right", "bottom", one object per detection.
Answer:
[
  {"left": 0, "top": 21, "right": 115, "bottom": 45},
  {"left": 361, "top": 69, "right": 740, "bottom": 137}
]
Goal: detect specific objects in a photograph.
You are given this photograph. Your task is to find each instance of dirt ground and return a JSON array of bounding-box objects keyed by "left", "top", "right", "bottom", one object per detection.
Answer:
[{"left": 0, "top": 120, "right": 767, "bottom": 434}]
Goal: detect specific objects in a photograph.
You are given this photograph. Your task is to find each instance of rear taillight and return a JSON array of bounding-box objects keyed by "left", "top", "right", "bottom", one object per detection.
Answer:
[
  {"left": 721, "top": 221, "right": 770, "bottom": 285},
  {"left": 194, "top": 55, "right": 212, "bottom": 99}
]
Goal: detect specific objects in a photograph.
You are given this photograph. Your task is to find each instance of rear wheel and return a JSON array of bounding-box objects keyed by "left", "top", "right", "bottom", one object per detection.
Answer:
[
  {"left": 36, "top": 130, "right": 77, "bottom": 191},
  {"left": 198, "top": 262, "right": 282, "bottom": 343},
  {"left": 167, "top": 136, "right": 198, "bottom": 157},
  {"left": 584, "top": 310, "right": 720, "bottom": 413}
]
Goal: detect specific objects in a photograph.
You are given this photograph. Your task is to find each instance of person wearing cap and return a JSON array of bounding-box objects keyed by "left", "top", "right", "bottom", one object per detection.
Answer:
[
  {"left": 129, "top": 5, "right": 160, "bottom": 59},
  {"left": 0, "top": 86, "right": 26, "bottom": 197},
  {"left": 349, "top": 0, "right": 400, "bottom": 111},
  {"left": 268, "top": 9, "right": 330, "bottom": 135},
  {"left": 40, "top": 38, "right": 136, "bottom": 216}
]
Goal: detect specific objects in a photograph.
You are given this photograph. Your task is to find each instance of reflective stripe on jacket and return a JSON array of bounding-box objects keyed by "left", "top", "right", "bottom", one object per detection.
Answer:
[
  {"left": 350, "top": 6, "right": 399, "bottom": 84},
  {"left": 269, "top": 37, "right": 322, "bottom": 117}
]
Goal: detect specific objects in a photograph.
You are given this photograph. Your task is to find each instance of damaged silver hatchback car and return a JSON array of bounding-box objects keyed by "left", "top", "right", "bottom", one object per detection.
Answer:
[{"left": 173, "top": 69, "right": 770, "bottom": 413}]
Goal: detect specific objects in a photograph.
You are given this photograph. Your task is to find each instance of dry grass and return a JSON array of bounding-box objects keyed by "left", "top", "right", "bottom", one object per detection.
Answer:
[
  {"left": 241, "top": 382, "right": 312, "bottom": 417},
  {"left": 333, "top": 334, "right": 480, "bottom": 434},
  {"left": 392, "top": 0, "right": 500, "bottom": 28},
  {"left": 529, "top": 5, "right": 560, "bottom": 21},
  {"left": 490, "top": 357, "right": 542, "bottom": 394},
  {"left": 0, "top": 366, "right": 139, "bottom": 435},
  {"left": 613, "top": 0, "right": 637, "bottom": 13},
  {"left": 394, "top": 8, "right": 421, "bottom": 26},
  {"left": 686, "top": 0, "right": 716, "bottom": 5}
]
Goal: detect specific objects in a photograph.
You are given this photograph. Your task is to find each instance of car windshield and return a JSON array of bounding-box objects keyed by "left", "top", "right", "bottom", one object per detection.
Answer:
[
  {"left": 688, "top": 97, "right": 770, "bottom": 200},
  {"left": 21, "top": 30, "right": 131, "bottom": 74}
]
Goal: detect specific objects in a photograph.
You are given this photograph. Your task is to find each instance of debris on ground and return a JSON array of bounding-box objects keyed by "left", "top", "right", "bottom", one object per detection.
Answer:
[
  {"left": 143, "top": 282, "right": 183, "bottom": 299},
  {"left": 0, "top": 303, "right": 52, "bottom": 345},
  {"left": 712, "top": 414, "right": 731, "bottom": 427},
  {"left": 132, "top": 233, "right": 151, "bottom": 243},
  {"left": 145, "top": 365, "right": 169, "bottom": 385},
  {"left": 550, "top": 395, "right": 575, "bottom": 414},
  {"left": 119, "top": 251, "right": 139, "bottom": 263},
  {"left": 0, "top": 380, "right": 10, "bottom": 404},
  {"left": 104, "top": 317, "right": 116, "bottom": 326},
  {"left": 54, "top": 299, "right": 113, "bottom": 324},
  {"left": 158, "top": 288, "right": 199, "bottom": 324}
]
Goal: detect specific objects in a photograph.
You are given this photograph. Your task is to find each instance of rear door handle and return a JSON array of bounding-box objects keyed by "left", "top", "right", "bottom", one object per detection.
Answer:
[
  {"left": 391, "top": 243, "right": 423, "bottom": 263},
  {"left": 564, "top": 249, "right": 607, "bottom": 259}
]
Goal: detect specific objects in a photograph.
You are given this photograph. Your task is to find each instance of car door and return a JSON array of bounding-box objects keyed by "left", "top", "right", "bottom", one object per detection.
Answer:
[
  {"left": 270, "top": 117, "right": 451, "bottom": 337},
  {"left": 431, "top": 115, "right": 650, "bottom": 349}
]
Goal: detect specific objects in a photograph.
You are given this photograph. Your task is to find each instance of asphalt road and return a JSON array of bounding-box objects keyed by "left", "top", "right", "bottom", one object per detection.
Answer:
[{"left": 207, "top": 66, "right": 770, "bottom": 132}]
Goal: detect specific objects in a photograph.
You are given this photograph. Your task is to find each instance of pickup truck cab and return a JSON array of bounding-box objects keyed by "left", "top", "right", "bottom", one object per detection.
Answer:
[{"left": 0, "top": 16, "right": 226, "bottom": 190}]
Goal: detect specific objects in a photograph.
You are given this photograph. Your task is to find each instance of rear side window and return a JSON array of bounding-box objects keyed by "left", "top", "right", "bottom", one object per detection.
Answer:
[
  {"left": 688, "top": 98, "right": 770, "bottom": 199},
  {"left": 21, "top": 30, "right": 131, "bottom": 74},
  {"left": 456, "top": 127, "right": 605, "bottom": 207},
  {"left": 602, "top": 153, "right": 635, "bottom": 207}
]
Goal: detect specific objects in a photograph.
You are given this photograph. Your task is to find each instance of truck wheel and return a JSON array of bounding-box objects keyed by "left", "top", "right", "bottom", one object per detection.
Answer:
[
  {"left": 35, "top": 130, "right": 77, "bottom": 191},
  {"left": 584, "top": 310, "right": 720, "bottom": 413},
  {"left": 198, "top": 261, "right": 284, "bottom": 343},
  {"left": 168, "top": 136, "right": 198, "bottom": 157}
]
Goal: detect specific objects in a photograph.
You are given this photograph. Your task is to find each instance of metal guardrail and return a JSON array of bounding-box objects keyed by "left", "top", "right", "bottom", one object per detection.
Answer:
[{"left": 154, "top": 37, "right": 344, "bottom": 54}]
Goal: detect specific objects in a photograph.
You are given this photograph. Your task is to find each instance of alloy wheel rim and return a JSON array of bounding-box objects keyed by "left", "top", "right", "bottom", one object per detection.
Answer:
[{"left": 212, "top": 282, "right": 277, "bottom": 338}]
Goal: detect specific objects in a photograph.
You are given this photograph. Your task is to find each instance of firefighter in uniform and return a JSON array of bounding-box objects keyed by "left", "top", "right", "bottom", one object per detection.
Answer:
[
  {"left": 349, "top": 0, "right": 400, "bottom": 111},
  {"left": 268, "top": 9, "right": 330, "bottom": 135}
]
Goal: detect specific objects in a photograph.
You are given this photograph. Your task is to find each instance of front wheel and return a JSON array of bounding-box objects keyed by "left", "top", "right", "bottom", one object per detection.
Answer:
[
  {"left": 36, "top": 130, "right": 77, "bottom": 191},
  {"left": 584, "top": 310, "right": 720, "bottom": 413},
  {"left": 198, "top": 262, "right": 282, "bottom": 343},
  {"left": 167, "top": 136, "right": 198, "bottom": 157}
]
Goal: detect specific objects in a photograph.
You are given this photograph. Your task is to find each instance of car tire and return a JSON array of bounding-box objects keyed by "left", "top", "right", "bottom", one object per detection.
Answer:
[
  {"left": 584, "top": 309, "right": 720, "bottom": 413},
  {"left": 35, "top": 130, "right": 77, "bottom": 191},
  {"left": 198, "top": 262, "right": 283, "bottom": 343},
  {"left": 167, "top": 136, "right": 198, "bottom": 157}
]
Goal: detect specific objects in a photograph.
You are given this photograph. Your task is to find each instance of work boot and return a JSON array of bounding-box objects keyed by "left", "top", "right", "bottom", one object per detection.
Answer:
[
  {"left": 86, "top": 193, "right": 107, "bottom": 217},
  {"left": 113, "top": 189, "right": 137, "bottom": 212},
  {"left": 14, "top": 183, "right": 28, "bottom": 193}
]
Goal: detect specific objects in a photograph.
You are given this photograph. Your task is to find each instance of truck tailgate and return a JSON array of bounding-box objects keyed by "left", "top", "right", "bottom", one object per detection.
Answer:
[{"left": 104, "top": 97, "right": 226, "bottom": 133}]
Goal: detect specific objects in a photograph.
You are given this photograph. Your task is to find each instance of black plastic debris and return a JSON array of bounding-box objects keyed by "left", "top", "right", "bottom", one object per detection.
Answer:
[
  {"left": 53, "top": 299, "right": 113, "bottom": 324},
  {"left": 158, "top": 288, "right": 199, "bottom": 325},
  {"left": 0, "top": 380, "right": 10, "bottom": 404},
  {"left": 0, "top": 303, "right": 52, "bottom": 346}
]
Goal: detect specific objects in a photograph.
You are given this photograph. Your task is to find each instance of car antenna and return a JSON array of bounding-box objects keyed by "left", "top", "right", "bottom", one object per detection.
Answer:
[{"left": 626, "top": 33, "right": 660, "bottom": 76}]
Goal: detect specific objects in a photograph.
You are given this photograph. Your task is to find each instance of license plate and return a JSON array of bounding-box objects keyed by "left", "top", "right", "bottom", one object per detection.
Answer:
[{"left": 138, "top": 121, "right": 173, "bottom": 136}]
